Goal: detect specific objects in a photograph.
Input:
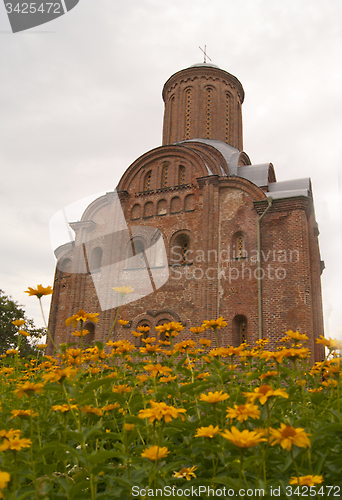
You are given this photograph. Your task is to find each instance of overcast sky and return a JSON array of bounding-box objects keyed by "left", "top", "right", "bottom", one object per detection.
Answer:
[{"left": 0, "top": 0, "right": 341, "bottom": 339}]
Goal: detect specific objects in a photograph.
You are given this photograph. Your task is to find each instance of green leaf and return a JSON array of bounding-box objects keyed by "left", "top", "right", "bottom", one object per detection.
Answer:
[
  {"left": 82, "top": 377, "right": 113, "bottom": 394},
  {"left": 88, "top": 449, "right": 127, "bottom": 464}
]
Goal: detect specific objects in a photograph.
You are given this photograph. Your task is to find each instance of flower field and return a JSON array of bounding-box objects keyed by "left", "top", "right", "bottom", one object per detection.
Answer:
[{"left": 0, "top": 293, "right": 342, "bottom": 499}]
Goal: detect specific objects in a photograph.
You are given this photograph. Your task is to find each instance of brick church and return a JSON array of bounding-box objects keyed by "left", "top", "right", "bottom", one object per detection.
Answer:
[{"left": 48, "top": 62, "right": 325, "bottom": 361}]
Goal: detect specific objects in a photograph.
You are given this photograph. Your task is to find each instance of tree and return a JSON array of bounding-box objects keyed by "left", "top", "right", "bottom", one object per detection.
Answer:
[{"left": 0, "top": 289, "right": 45, "bottom": 356}]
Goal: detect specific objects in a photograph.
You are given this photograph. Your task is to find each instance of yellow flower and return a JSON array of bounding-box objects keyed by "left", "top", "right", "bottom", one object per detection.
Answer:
[
  {"left": 141, "top": 337, "right": 157, "bottom": 344},
  {"left": 18, "top": 330, "right": 30, "bottom": 337},
  {"left": 132, "top": 330, "right": 143, "bottom": 337},
  {"left": 199, "top": 391, "right": 229, "bottom": 404},
  {"left": 221, "top": 426, "right": 266, "bottom": 448},
  {"left": 102, "top": 403, "right": 120, "bottom": 411},
  {"left": 137, "top": 325, "right": 150, "bottom": 332},
  {"left": 195, "top": 425, "right": 220, "bottom": 438},
  {"left": 6, "top": 349, "right": 18, "bottom": 356},
  {"left": 24, "top": 285, "right": 53, "bottom": 298},
  {"left": 112, "top": 286, "right": 134, "bottom": 296},
  {"left": 37, "top": 344, "right": 47, "bottom": 350},
  {"left": 1, "top": 436, "right": 32, "bottom": 451},
  {"left": 279, "top": 347, "right": 311, "bottom": 362},
  {"left": 112, "top": 384, "right": 132, "bottom": 393},
  {"left": 159, "top": 375, "right": 177, "bottom": 383},
  {"left": 140, "top": 345, "right": 161, "bottom": 354},
  {"left": 196, "top": 372, "right": 210, "bottom": 380},
  {"left": 72, "top": 329, "right": 89, "bottom": 337},
  {"left": 190, "top": 326, "right": 206, "bottom": 334},
  {"left": 138, "top": 401, "right": 186, "bottom": 423},
  {"left": 289, "top": 475, "right": 324, "bottom": 486},
  {"left": 243, "top": 384, "right": 288, "bottom": 405},
  {"left": 80, "top": 406, "right": 103, "bottom": 416},
  {"left": 15, "top": 382, "right": 44, "bottom": 399},
  {"left": 0, "top": 471, "right": 10, "bottom": 489},
  {"left": 43, "top": 367, "right": 77, "bottom": 383},
  {"left": 144, "top": 363, "right": 172, "bottom": 377},
  {"left": 155, "top": 321, "right": 184, "bottom": 337},
  {"left": 10, "top": 409, "right": 37, "bottom": 419},
  {"left": 123, "top": 423, "right": 135, "bottom": 432},
  {"left": 141, "top": 445, "right": 169, "bottom": 461},
  {"left": 269, "top": 424, "right": 311, "bottom": 451},
  {"left": 65, "top": 310, "right": 99, "bottom": 328},
  {"left": 259, "top": 371, "right": 278, "bottom": 380},
  {"left": 202, "top": 317, "right": 227, "bottom": 330},
  {"left": 285, "top": 330, "right": 309, "bottom": 341},
  {"left": 118, "top": 319, "right": 129, "bottom": 326},
  {"left": 226, "top": 403, "right": 261, "bottom": 422},
  {"left": 12, "top": 319, "right": 25, "bottom": 326},
  {"left": 173, "top": 466, "right": 197, "bottom": 480},
  {"left": 198, "top": 338, "right": 212, "bottom": 346},
  {"left": 51, "top": 404, "right": 78, "bottom": 413}
]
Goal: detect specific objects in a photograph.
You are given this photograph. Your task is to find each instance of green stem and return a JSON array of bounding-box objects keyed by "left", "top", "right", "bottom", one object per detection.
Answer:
[{"left": 105, "top": 305, "right": 121, "bottom": 343}]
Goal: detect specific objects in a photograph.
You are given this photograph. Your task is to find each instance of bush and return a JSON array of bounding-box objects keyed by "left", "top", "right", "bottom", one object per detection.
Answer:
[{"left": 0, "top": 314, "right": 341, "bottom": 499}]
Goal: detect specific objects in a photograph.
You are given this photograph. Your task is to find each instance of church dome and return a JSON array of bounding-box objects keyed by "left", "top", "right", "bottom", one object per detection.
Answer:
[{"left": 162, "top": 63, "right": 244, "bottom": 150}]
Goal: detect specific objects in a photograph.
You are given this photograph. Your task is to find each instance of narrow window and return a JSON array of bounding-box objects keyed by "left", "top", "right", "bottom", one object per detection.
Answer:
[
  {"left": 90, "top": 247, "right": 102, "bottom": 272},
  {"left": 232, "top": 315, "right": 247, "bottom": 347},
  {"left": 205, "top": 87, "right": 212, "bottom": 139},
  {"left": 171, "top": 232, "right": 191, "bottom": 266},
  {"left": 185, "top": 89, "right": 192, "bottom": 140},
  {"left": 234, "top": 232, "right": 246, "bottom": 259},
  {"left": 144, "top": 170, "right": 152, "bottom": 191},
  {"left": 179, "top": 165, "right": 186, "bottom": 185},
  {"left": 181, "top": 241, "right": 189, "bottom": 264},
  {"left": 225, "top": 92, "right": 231, "bottom": 143},
  {"left": 84, "top": 322, "right": 95, "bottom": 344},
  {"left": 162, "top": 164, "right": 168, "bottom": 188},
  {"left": 127, "top": 239, "right": 145, "bottom": 268}
]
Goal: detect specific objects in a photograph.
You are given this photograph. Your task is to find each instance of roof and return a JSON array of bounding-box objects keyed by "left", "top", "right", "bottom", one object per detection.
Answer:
[
  {"left": 267, "top": 178, "right": 312, "bottom": 199},
  {"left": 177, "top": 138, "right": 241, "bottom": 175},
  {"left": 179, "top": 139, "right": 312, "bottom": 200},
  {"left": 188, "top": 62, "right": 221, "bottom": 69}
]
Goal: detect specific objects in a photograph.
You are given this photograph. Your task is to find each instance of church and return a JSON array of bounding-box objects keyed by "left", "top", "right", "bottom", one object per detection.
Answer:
[{"left": 48, "top": 61, "right": 325, "bottom": 361}]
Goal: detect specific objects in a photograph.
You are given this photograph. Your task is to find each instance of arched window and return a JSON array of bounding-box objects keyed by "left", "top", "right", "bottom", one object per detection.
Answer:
[
  {"left": 170, "top": 196, "right": 181, "bottom": 213},
  {"left": 131, "top": 204, "right": 141, "bottom": 220},
  {"left": 135, "top": 320, "right": 151, "bottom": 347},
  {"left": 233, "top": 232, "right": 247, "bottom": 259},
  {"left": 127, "top": 239, "right": 145, "bottom": 268},
  {"left": 157, "top": 199, "right": 167, "bottom": 216},
  {"left": 184, "top": 194, "right": 195, "bottom": 211},
  {"left": 185, "top": 88, "right": 192, "bottom": 140},
  {"left": 232, "top": 315, "right": 247, "bottom": 347},
  {"left": 150, "top": 231, "right": 166, "bottom": 268},
  {"left": 144, "top": 201, "right": 154, "bottom": 218},
  {"left": 170, "top": 96, "right": 175, "bottom": 143},
  {"left": 156, "top": 318, "right": 171, "bottom": 342},
  {"left": 225, "top": 92, "right": 231, "bottom": 143},
  {"left": 84, "top": 322, "right": 95, "bottom": 345},
  {"left": 205, "top": 87, "right": 212, "bottom": 139},
  {"left": 144, "top": 170, "right": 152, "bottom": 191},
  {"left": 162, "top": 163, "right": 169, "bottom": 188},
  {"left": 90, "top": 247, "right": 102, "bottom": 272},
  {"left": 60, "top": 258, "right": 72, "bottom": 273},
  {"left": 170, "top": 232, "right": 191, "bottom": 265},
  {"left": 179, "top": 165, "right": 186, "bottom": 185}
]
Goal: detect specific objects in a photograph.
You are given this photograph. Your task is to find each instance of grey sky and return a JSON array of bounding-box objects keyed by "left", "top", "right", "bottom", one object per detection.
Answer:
[{"left": 0, "top": 0, "right": 341, "bottom": 339}]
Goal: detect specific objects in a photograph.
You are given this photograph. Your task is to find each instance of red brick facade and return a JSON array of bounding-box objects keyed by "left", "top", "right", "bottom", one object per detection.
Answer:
[{"left": 48, "top": 63, "right": 325, "bottom": 361}]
